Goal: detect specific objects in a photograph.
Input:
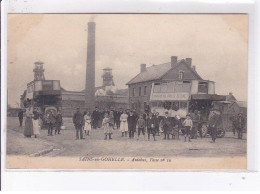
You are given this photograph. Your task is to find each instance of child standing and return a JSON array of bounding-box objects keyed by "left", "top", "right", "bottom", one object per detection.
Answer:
[
  {"left": 182, "top": 114, "right": 193, "bottom": 142},
  {"left": 136, "top": 114, "right": 146, "bottom": 140},
  {"left": 83, "top": 112, "right": 92, "bottom": 136},
  {"left": 102, "top": 113, "right": 113, "bottom": 140}
]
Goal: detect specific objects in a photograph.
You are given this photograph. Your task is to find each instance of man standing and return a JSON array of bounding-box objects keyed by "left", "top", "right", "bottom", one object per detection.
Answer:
[
  {"left": 153, "top": 112, "right": 160, "bottom": 136},
  {"left": 208, "top": 109, "right": 222, "bottom": 143},
  {"left": 146, "top": 112, "right": 156, "bottom": 141},
  {"left": 160, "top": 111, "right": 172, "bottom": 140},
  {"left": 18, "top": 109, "right": 24, "bottom": 127},
  {"left": 191, "top": 110, "right": 201, "bottom": 139},
  {"left": 128, "top": 111, "right": 137, "bottom": 139},
  {"left": 235, "top": 113, "right": 245, "bottom": 139},
  {"left": 73, "top": 108, "right": 84, "bottom": 140},
  {"left": 55, "top": 110, "right": 63, "bottom": 135},
  {"left": 230, "top": 115, "right": 237, "bottom": 137},
  {"left": 47, "top": 111, "right": 56, "bottom": 136},
  {"left": 92, "top": 107, "right": 100, "bottom": 129},
  {"left": 114, "top": 109, "right": 121, "bottom": 129}
]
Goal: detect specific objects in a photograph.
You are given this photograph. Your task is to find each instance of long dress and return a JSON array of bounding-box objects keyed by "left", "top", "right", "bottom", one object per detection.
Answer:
[
  {"left": 24, "top": 108, "right": 33, "bottom": 137},
  {"left": 32, "top": 111, "right": 40, "bottom": 135},
  {"left": 83, "top": 115, "right": 92, "bottom": 132},
  {"left": 119, "top": 113, "right": 128, "bottom": 132},
  {"left": 103, "top": 118, "right": 113, "bottom": 134}
]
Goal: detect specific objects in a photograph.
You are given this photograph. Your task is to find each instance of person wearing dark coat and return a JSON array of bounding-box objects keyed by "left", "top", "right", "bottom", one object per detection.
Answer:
[
  {"left": 46, "top": 111, "right": 56, "bottom": 136},
  {"left": 235, "top": 113, "right": 245, "bottom": 139},
  {"left": 114, "top": 110, "right": 122, "bottom": 129},
  {"left": 73, "top": 108, "right": 84, "bottom": 140},
  {"left": 146, "top": 112, "right": 156, "bottom": 141},
  {"left": 55, "top": 111, "right": 63, "bottom": 135},
  {"left": 153, "top": 112, "right": 160, "bottom": 136},
  {"left": 230, "top": 115, "right": 237, "bottom": 137},
  {"left": 128, "top": 111, "right": 137, "bottom": 139},
  {"left": 160, "top": 111, "right": 172, "bottom": 140},
  {"left": 208, "top": 110, "right": 222, "bottom": 143},
  {"left": 92, "top": 107, "right": 100, "bottom": 129},
  {"left": 18, "top": 109, "right": 24, "bottom": 127}
]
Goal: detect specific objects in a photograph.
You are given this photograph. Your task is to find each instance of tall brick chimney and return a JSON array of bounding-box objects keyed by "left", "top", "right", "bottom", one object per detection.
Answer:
[
  {"left": 185, "top": 58, "right": 192, "bottom": 67},
  {"left": 140, "top": 64, "right": 146, "bottom": 73},
  {"left": 85, "top": 22, "right": 96, "bottom": 110},
  {"left": 171, "top": 56, "right": 178, "bottom": 68}
]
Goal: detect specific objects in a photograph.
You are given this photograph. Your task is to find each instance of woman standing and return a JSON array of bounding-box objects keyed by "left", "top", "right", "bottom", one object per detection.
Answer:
[
  {"left": 119, "top": 110, "right": 128, "bottom": 137},
  {"left": 83, "top": 112, "right": 92, "bottom": 136},
  {"left": 32, "top": 108, "right": 40, "bottom": 138},
  {"left": 24, "top": 105, "right": 33, "bottom": 137}
]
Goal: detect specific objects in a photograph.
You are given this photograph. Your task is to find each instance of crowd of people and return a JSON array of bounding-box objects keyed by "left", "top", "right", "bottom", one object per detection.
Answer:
[
  {"left": 18, "top": 99, "right": 63, "bottom": 138},
  {"left": 18, "top": 104, "right": 246, "bottom": 143}
]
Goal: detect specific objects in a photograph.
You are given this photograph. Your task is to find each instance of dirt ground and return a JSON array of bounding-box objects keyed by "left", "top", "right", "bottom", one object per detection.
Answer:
[{"left": 6, "top": 117, "right": 247, "bottom": 158}]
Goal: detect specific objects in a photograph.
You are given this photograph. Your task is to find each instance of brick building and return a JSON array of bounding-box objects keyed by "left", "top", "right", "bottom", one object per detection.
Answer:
[{"left": 126, "top": 56, "right": 204, "bottom": 113}]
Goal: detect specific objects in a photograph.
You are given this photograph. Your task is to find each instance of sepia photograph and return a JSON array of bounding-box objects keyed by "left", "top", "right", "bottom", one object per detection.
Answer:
[{"left": 5, "top": 13, "right": 248, "bottom": 169}]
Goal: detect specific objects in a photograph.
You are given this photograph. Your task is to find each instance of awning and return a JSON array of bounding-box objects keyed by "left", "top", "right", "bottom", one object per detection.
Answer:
[{"left": 191, "top": 94, "right": 226, "bottom": 101}]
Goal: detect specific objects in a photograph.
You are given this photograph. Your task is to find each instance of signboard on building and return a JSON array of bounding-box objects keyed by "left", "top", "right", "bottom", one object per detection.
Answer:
[
  {"left": 150, "top": 82, "right": 190, "bottom": 101},
  {"left": 150, "top": 92, "right": 189, "bottom": 101}
]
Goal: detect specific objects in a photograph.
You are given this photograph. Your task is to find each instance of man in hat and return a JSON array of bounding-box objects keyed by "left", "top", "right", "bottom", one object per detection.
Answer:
[
  {"left": 92, "top": 107, "right": 100, "bottom": 129},
  {"left": 55, "top": 110, "right": 63, "bottom": 135},
  {"left": 146, "top": 112, "right": 156, "bottom": 141},
  {"left": 73, "top": 108, "right": 84, "bottom": 140},
  {"left": 18, "top": 109, "right": 24, "bottom": 127},
  {"left": 128, "top": 110, "right": 137, "bottom": 139},
  {"left": 208, "top": 109, "right": 222, "bottom": 143},
  {"left": 182, "top": 114, "right": 193, "bottom": 142},
  {"left": 160, "top": 111, "right": 172, "bottom": 140},
  {"left": 235, "top": 113, "right": 245, "bottom": 139}
]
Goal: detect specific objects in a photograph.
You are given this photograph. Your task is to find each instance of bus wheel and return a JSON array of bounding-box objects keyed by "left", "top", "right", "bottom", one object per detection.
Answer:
[
  {"left": 217, "top": 128, "right": 225, "bottom": 138},
  {"left": 201, "top": 124, "right": 208, "bottom": 137}
]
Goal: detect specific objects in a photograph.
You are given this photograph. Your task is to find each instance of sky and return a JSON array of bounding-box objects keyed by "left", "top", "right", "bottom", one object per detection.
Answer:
[{"left": 7, "top": 14, "right": 248, "bottom": 107}]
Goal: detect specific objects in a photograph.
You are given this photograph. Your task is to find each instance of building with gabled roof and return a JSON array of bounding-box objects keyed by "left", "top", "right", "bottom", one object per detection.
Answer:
[{"left": 126, "top": 56, "right": 207, "bottom": 113}]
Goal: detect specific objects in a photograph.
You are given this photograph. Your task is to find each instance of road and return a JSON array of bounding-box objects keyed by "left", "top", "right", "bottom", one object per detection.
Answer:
[{"left": 6, "top": 117, "right": 247, "bottom": 158}]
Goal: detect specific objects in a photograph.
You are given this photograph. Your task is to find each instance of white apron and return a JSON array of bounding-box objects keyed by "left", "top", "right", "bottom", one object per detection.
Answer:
[
  {"left": 119, "top": 114, "right": 128, "bottom": 132},
  {"left": 83, "top": 115, "right": 92, "bottom": 131},
  {"left": 32, "top": 119, "right": 40, "bottom": 135}
]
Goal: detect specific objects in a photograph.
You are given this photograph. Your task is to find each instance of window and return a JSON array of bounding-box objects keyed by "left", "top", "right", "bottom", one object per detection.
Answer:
[
  {"left": 132, "top": 88, "right": 135, "bottom": 97},
  {"left": 139, "top": 87, "right": 142, "bottom": 96},
  {"left": 154, "top": 83, "right": 161, "bottom": 92},
  {"left": 144, "top": 86, "right": 147, "bottom": 95},
  {"left": 179, "top": 71, "right": 184, "bottom": 80},
  {"left": 198, "top": 82, "right": 208, "bottom": 93}
]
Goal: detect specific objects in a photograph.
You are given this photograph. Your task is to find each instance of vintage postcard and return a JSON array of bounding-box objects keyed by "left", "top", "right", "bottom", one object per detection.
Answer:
[{"left": 6, "top": 14, "right": 248, "bottom": 169}]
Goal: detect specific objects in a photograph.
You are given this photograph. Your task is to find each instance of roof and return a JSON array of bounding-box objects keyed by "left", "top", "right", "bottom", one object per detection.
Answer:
[
  {"left": 236, "top": 101, "right": 247, "bottom": 108},
  {"left": 225, "top": 93, "right": 237, "bottom": 102},
  {"left": 126, "top": 59, "right": 202, "bottom": 85},
  {"left": 127, "top": 62, "right": 172, "bottom": 85},
  {"left": 62, "top": 86, "right": 128, "bottom": 97},
  {"left": 191, "top": 94, "right": 226, "bottom": 101}
]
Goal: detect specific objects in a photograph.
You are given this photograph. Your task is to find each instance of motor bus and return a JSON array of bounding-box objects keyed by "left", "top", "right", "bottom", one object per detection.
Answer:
[{"left": 149, "top": 80, "right": 226, "bottom": 137}]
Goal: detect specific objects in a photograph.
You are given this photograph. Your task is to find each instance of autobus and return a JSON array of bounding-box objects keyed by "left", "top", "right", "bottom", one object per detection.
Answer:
[{"left": 149, "top": 80, "right": 226, "bottom": 137}]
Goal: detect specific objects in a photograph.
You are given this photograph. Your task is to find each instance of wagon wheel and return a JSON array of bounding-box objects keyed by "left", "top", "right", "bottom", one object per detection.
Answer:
[
  {"left": 216, "top": 127, "right": 225, "bottom": 138},
  {"left": 200, "top": 123, "right": 208, "bottom": 137}
]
